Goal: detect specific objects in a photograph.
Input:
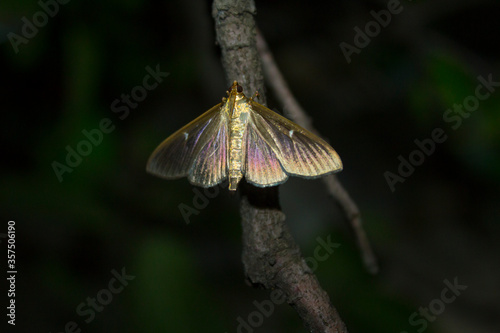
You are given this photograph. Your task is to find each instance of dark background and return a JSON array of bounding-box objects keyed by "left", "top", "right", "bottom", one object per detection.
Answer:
[{"left": 1, "top": 0, "right": 499, "bottom": 332}]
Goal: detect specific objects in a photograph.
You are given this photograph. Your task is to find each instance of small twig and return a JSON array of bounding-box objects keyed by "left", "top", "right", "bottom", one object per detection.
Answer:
[
  {"left": 323, "top": 176, "right": 378, "bottom": 274},
  {"left": 256, "top": 29, "right": 379, "bottom": 275}
]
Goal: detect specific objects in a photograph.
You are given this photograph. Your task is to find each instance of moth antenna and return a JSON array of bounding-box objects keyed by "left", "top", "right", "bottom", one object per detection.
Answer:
[{"left": 250, "top": 91, "right": 259, "bottom": 101}]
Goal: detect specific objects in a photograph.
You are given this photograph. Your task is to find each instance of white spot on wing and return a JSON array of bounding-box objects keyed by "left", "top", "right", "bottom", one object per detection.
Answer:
[
  {"left": 289, "top": 130, "right": 294, "bottom": 138},
  {"left": 183, "top": 132, "right": 189, "bottom": 140}
]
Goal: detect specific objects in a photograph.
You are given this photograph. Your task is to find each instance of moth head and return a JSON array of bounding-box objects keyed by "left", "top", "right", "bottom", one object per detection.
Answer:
[{"left": 228, "top": 81, "right": 244, "bottom": 95}]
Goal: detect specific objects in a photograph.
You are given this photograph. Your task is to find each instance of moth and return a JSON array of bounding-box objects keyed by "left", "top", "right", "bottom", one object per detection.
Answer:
[{"left": 147, "top": 81, "right": 342, "bottom": 191}]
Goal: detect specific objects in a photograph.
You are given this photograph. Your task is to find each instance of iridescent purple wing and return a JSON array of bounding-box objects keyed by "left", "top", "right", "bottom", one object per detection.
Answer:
[
  {"left": 146, "top": 103, "right": 229, "bottom": 188},
  {"left": 244, "top": 119, "right": 288, "bottom": 187},
  {"left": 245, "top": 100, "right": 342, "bottom": 185}
]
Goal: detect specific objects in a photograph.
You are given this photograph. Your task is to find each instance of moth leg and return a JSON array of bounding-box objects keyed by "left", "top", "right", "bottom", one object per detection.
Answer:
[{"left": 250, "top": 91, "right": 259, "bottom": 101}]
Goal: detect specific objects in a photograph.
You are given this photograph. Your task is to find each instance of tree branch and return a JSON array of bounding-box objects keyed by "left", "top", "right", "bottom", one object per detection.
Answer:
[
  {"left": 212, "top": 0, "right": 265, "bottom": 104},
  {"left": 212, "top": 0, "right": 349, "bottom": 332}
]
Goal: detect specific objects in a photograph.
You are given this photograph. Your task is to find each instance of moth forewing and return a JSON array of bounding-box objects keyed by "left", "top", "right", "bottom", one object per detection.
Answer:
[
  {"left": 244, "top": 115, "right": 289, "bottom": 187},
  {"left": 146, "top": 103, "right": 229, "bottom": 187},
  {"left": 187, "top": 111, "right": 229, "bottom": 187},
  {"left": 248, "top": 99, "right": 343, "bottom": 178}
]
